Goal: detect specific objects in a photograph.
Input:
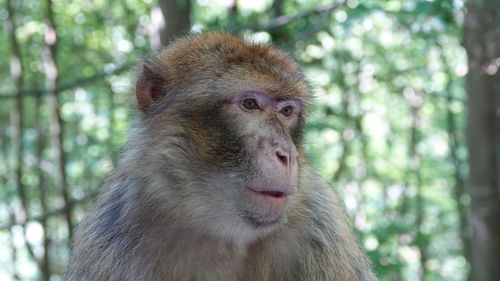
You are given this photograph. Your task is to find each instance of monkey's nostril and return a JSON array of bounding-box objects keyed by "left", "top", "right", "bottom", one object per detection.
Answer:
[{"left": 276, "top": 151, "right": 288, "bottom": 166}]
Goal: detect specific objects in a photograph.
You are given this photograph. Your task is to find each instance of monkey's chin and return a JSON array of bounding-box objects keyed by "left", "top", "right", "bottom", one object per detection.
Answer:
[
  {"left": 242, "top": 187, "right": 289, "bottom": 227},
  {"left": 241, "top": 210, "right": 285, "bottom": 227}
]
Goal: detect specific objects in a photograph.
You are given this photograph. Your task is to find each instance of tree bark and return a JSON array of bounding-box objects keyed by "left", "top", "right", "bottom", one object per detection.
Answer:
[
  {"left": 6, "top": 0, "right": 26, "bottom": 214},
  {"left": 35, "top": 87, "right": 51, "bottom": 281},
  {"left": 464, "top": 0, "right": 500, "bottom": 280},
  {"left": 158, "top": 0, "right": 191, "bottom": 46},
  {"left": 43, "top": 0, "right": 74, "bottom": 244},
  {"left": 436, "top": 40, "right": 471, "bottom": 266},
  {"left": 5, "top": 0, "right": 47, "bottom": 274}
]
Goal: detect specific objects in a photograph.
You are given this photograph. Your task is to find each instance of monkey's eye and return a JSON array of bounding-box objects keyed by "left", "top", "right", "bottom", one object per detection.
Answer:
[
  {"left": 280, "top": 105, "right": 294, "bottom": 117},
  {"left": 242, "top": 98, "right": 259, "bottom": 110}
]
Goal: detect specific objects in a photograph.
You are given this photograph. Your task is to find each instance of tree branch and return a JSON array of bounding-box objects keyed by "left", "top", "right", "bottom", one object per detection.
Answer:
[
  {"left": 0, "top": 62, "right": 134, "bottom": 99},
  {"left": 231, "top": 0, "right": 345, "bottom": 32},
  {"left": 0, "top": 191, "right": 98, "bottom": 231},
  {"left": 284, "top": 0, "right": 346, "bottom": 49}
]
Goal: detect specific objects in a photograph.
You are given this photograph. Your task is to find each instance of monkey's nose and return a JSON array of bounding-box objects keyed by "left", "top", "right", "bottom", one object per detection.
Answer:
[{"left": 275, "top": 150, "right": 290, "bottom": 167}]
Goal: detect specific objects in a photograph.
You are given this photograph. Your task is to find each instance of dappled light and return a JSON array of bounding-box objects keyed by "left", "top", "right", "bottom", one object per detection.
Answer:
[{"left": 1, "top": 0, "right": 499, "bottom": 280}]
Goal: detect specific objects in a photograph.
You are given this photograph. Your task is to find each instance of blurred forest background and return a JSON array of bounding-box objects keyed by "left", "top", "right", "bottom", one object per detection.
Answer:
[{"left": 0, "top": 0, "right": 499, "bottom": 280}]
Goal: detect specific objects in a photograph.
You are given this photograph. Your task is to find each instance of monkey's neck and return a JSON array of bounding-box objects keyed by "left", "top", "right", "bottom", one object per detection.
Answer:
[
  {"left": 139, "top": 213, "right": 248, "bottom": 280},
  {"left": 111, "top": 172, "right": 249, "bottom": 280}
]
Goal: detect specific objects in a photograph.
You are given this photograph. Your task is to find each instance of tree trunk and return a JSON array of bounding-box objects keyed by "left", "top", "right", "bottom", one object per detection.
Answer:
[
  {"left": 158, "top": 0, "right": 191, "bottom": 46},
  {"left": 438, "top": 41, "right": 471, "bottom": 266},
  {"left": 43, "top": 0, "right": 74, "bottom": 244},
  {"left": 6, "top": 0, "right": 48, "bottom": 275},
  {"left": 464, "top": 0, "right": 500, "bottom": 280},
  {"left": 35, "top": 87, "right": 51, "bottom": 281}
]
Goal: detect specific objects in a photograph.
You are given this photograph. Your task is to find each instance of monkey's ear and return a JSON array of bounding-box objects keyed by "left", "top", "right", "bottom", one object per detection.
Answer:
[{"left": 135, "top": 63, "right": 166, "bottom": 110}]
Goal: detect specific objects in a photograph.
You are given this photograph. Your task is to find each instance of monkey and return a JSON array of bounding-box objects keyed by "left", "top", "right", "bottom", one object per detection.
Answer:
[{"left": 63, "top": 32, "right": 376, "bottom": 281}]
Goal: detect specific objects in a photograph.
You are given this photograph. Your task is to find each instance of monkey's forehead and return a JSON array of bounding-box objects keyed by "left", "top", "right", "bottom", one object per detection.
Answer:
[{"left": 156, "top": 32, "right": 309, "bottom": 98}]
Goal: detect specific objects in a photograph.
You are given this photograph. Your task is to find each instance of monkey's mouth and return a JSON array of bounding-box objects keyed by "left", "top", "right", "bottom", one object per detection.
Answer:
[
  {"left": 246, "top": 187, "right": 287, "bottom": 199},
  {"left": 243, "top": 186, "right": 289, "bottom": 227}
]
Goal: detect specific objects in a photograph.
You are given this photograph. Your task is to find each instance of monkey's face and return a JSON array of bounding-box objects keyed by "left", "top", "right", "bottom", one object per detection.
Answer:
[
  {"left": 223, "top": 90, "right": 301, "bottom": 226},
  {"left": 134, "top": 33, "right": 309, "bottom": 242},
  {"left": 168, "top": 83, "right": 305, "bottom": 243}
]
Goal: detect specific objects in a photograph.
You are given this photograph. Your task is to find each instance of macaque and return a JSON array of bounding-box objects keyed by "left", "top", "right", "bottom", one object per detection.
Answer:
[{"left": 64, "top": 32, "right": 376, "bottom": 281}]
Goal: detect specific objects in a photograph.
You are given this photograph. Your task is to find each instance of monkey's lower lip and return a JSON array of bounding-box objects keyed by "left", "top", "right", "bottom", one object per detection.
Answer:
[{"left": 246, "top": 187, "right": 288, "bottom": 199}]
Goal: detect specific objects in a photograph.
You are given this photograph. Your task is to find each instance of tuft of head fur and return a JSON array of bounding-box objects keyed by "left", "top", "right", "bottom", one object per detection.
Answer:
[{"left": 157, "top": 32, "right": 303, "bottom": 82}]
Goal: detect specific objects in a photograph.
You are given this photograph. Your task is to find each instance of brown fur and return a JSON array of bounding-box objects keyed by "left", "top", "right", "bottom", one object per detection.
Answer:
[{"left": 64, "top": 32, "right": 376, "bottom": 281}]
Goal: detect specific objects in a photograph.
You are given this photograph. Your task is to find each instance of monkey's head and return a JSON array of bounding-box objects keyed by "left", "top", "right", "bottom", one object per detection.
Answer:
[{"left": 129, "top": 33, "right": 310, "bottom": 243}]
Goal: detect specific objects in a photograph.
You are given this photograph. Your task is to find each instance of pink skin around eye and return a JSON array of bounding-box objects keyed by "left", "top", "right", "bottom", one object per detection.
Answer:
[
  {"left": 230, "top": 91, "right": 302, "bottom": 114},
  {"left": 238, "top": 92, "right": 273, "bottom": 111},
  {"left": 276, "top": 99, "right": 301, "bottom": 115}
]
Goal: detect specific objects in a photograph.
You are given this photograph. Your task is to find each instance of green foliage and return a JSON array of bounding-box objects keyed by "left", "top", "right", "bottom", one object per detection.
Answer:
[{"left": 0, "top": 0, "right": 469, "bottom": 280}]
